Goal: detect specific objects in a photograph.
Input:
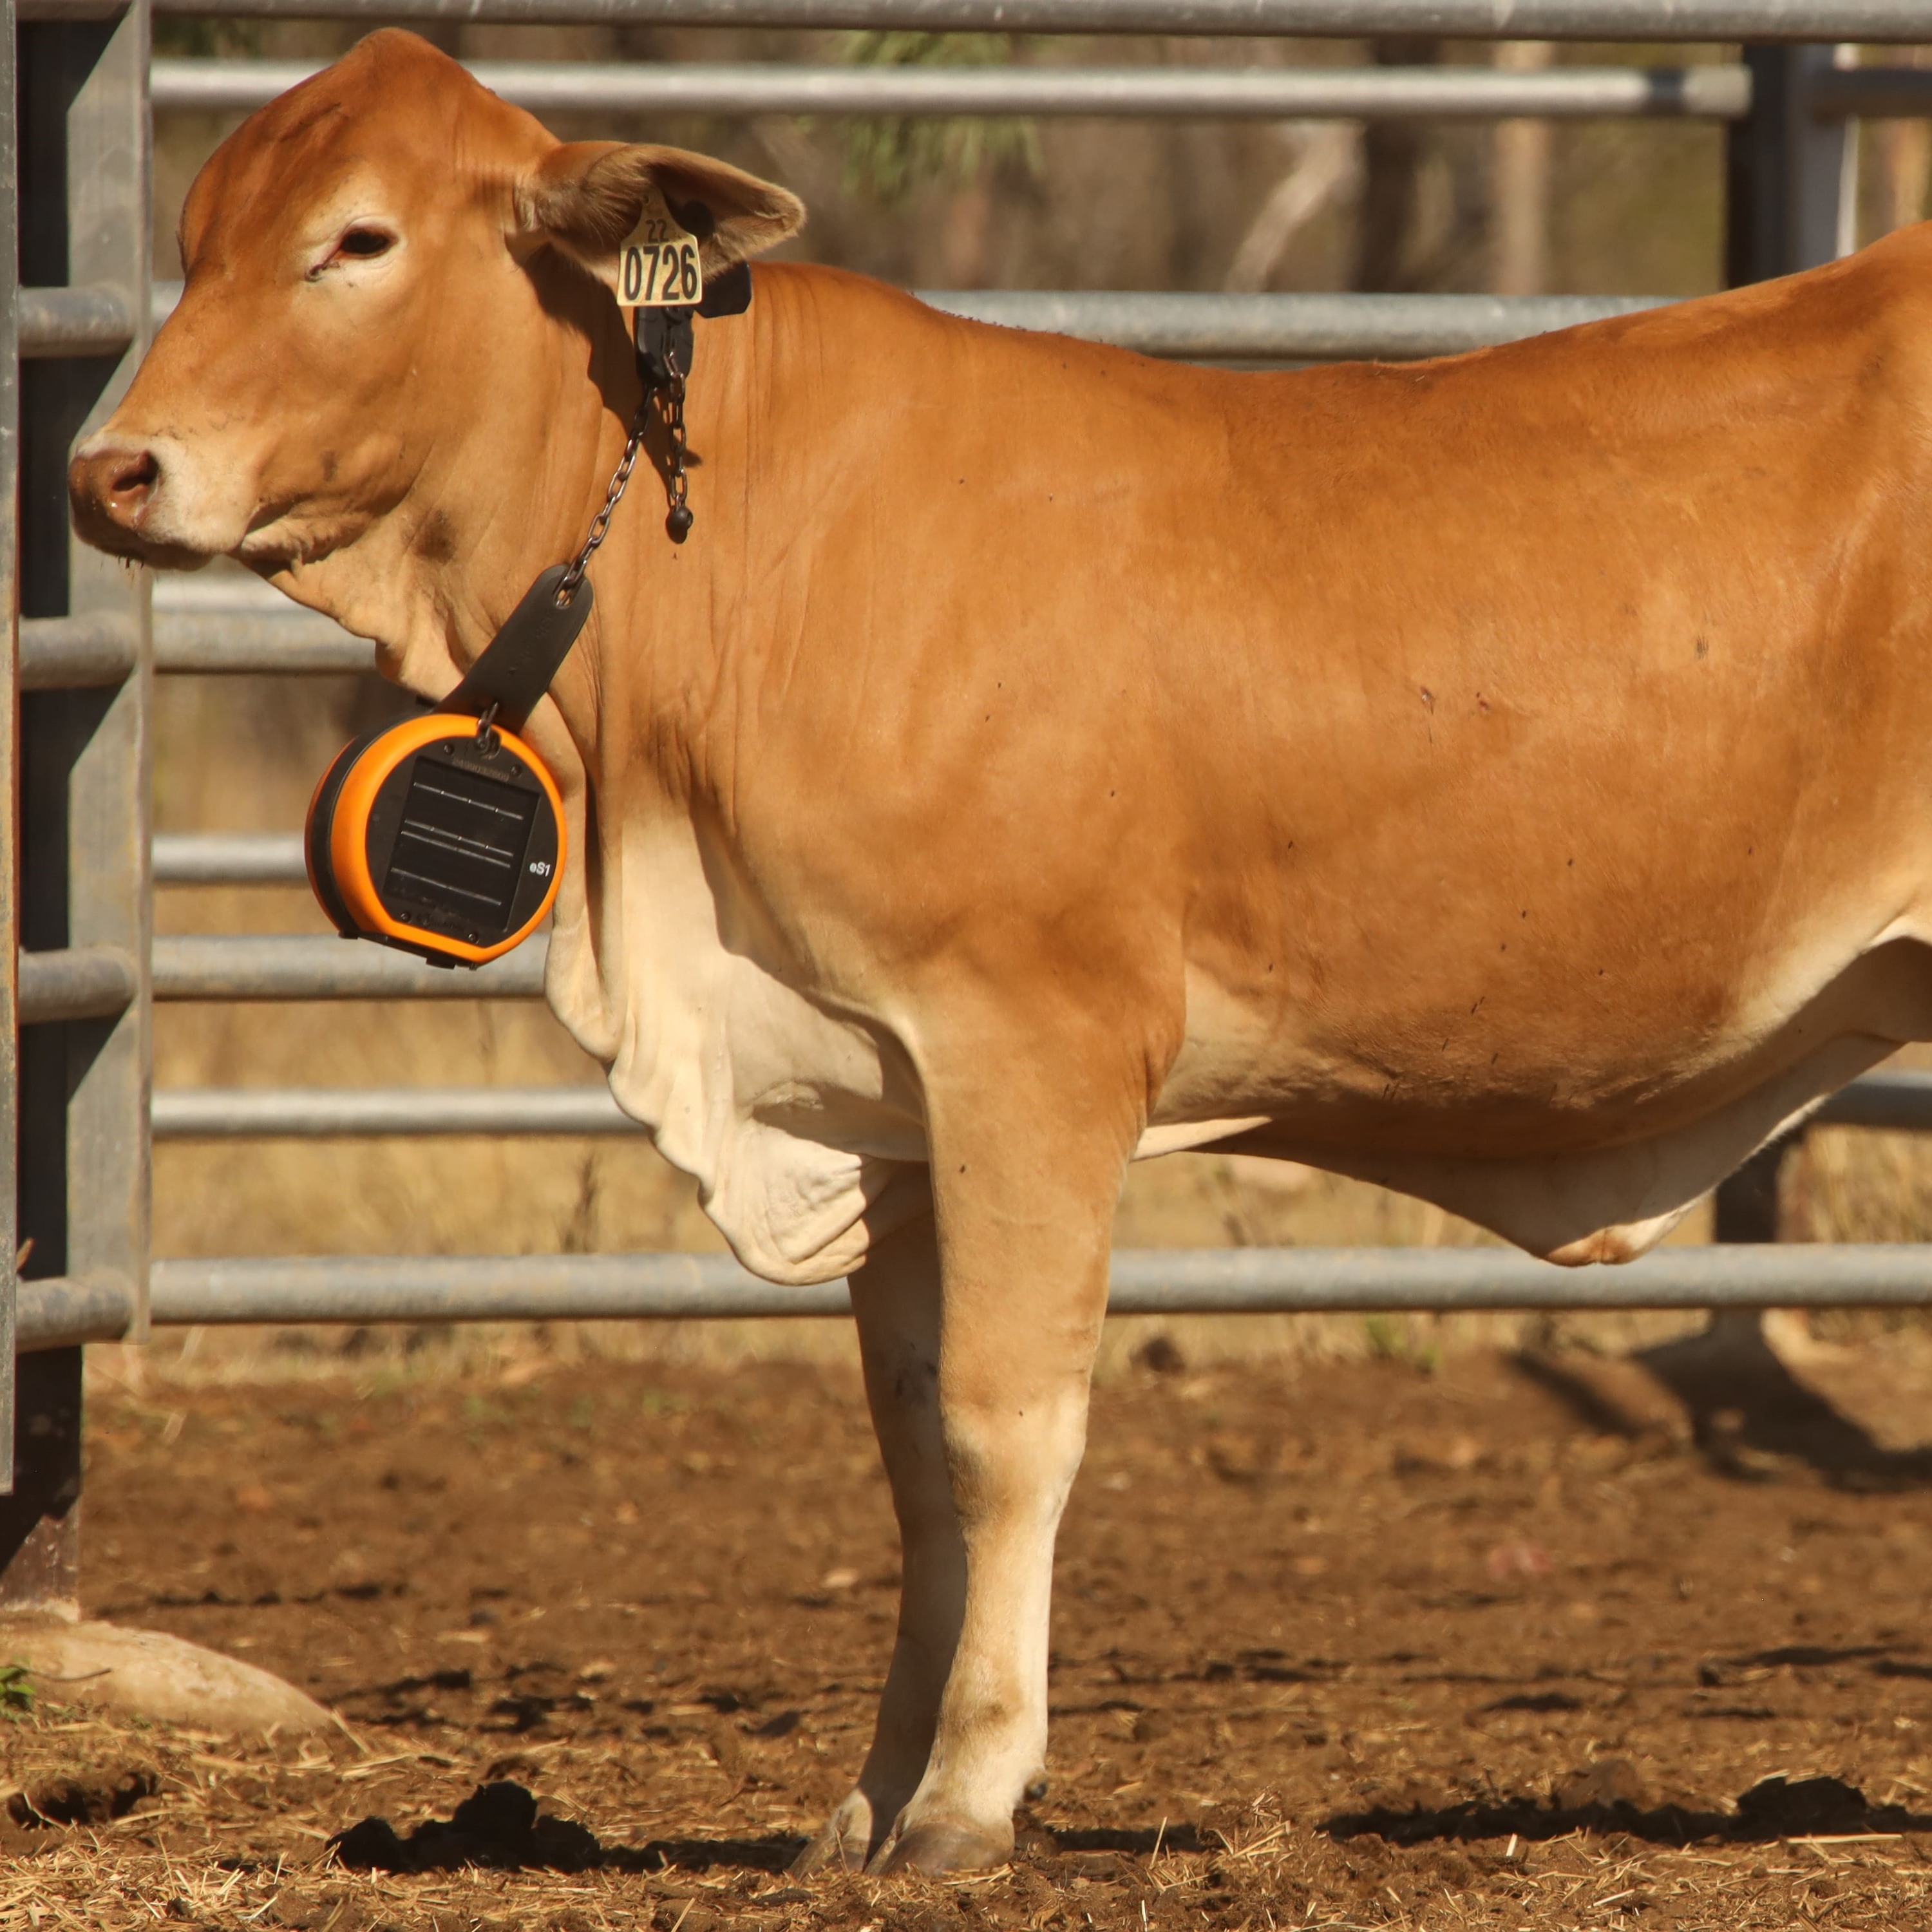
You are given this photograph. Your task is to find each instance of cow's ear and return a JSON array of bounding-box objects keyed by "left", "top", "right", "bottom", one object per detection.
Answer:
[{"left": 517, "top": 141, "right": 804, "bottom": 291}]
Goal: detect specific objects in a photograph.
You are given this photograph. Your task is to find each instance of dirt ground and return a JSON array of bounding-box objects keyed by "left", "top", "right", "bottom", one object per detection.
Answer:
[{"left": 9, "top": 1336, "right": 1932, "bottom": 1927}]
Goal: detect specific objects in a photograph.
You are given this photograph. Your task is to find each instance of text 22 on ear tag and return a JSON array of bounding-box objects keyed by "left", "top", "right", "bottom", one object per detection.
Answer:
[{"left": 620, "top": 188, "right": 704, "bottom": 308}]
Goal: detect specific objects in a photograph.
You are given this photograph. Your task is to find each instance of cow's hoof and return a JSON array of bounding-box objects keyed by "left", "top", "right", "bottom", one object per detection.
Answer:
[
  {"left": 869, "top": 1817, "right": 1012, "bottom": 1875},
  {"left": 790, "top": 1792, "right": 873, "bottom": 1876}
]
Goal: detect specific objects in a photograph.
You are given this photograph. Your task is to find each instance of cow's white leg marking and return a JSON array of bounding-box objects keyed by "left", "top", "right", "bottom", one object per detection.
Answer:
[
  {"left": 862, "top": 1082, "right": 1124, "bottom": 1875},
  {"left": 792, "top": 1215, "right": 961, "bottom": 1873}
]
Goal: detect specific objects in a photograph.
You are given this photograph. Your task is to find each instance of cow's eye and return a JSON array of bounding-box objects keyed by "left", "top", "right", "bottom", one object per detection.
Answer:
[{"left": 337, "top": 229, "right": 393, "bottom": 260}]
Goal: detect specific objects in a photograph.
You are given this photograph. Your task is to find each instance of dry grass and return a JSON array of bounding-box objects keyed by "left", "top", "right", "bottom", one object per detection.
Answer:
[{"left": 10, "top": 1703, "right": 1932, "bottom": 1932}]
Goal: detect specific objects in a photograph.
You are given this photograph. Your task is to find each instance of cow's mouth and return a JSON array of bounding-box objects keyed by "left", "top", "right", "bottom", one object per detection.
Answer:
[{"left": 66, "top": 503, "right": 216, "bottom": 574}]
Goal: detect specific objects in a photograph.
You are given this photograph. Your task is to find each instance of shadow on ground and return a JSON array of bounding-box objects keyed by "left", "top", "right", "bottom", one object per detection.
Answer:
[
  {"left": 331, "top": 1781, "right": 802, "bottom": 1875},
  {"left": 329, "top": 1783, "right": 1212, "bottom": 1877},
  {"left": 332, "top": 1772, "right": 1927, "bottom": 1877},
  {"left": 1517, "top": 1322, "right": 1932, "bottom": 1489},
  {"left": 1327, "top": 1772, "right": 1932, "bottom": 1848}
]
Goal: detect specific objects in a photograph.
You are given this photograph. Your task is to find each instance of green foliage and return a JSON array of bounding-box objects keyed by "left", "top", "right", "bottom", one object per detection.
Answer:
[
  {"left": 0, "top": 1662, "right": 34, "bottom": 1718},
  {"left": 460, "top": 1393, "right": 511, "bottom": 1432},
  {"left": 1363, "top": 1314, "right": 1439, "bottom": 1376},
  {"left": 837, "top": 33, "right": 1041, "bottom": 204}
]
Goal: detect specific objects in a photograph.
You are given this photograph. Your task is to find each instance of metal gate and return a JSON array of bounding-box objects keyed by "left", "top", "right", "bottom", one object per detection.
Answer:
[{"left": 14, "top": 0, "right": 1932, "bottom": 1613}]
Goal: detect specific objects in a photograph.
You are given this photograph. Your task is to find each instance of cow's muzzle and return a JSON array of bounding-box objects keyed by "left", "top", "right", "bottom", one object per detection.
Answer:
[{"left": 68, "top": 435, "right": 211, "bottom": 569}]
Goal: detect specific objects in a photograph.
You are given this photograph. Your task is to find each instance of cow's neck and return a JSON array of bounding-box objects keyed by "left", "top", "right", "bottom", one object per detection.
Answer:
[
  {"left": 263, "top": 261, "right": 641, "bottom": 716},
  {"left": 527, "top": 267, "right": 864, "bottom": 810},
  {"left": 515, "top": 292, "right": 764, "bottom": 797}
]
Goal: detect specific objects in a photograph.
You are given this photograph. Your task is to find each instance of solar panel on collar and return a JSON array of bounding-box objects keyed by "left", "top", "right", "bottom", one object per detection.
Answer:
[{"left": 383, "top": 755, "right": 540, "bottom": 930}]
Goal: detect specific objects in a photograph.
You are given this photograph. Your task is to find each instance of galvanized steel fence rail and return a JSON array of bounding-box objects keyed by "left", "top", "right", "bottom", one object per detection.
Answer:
[
  {"left": 13, "top": 0, "right": 1932, "bottom": 1607},
  {"left": 31, "top": 1245, "right": 1932, "bottom": 1353},
  {"left": 152, "top": 55, "right": 1759, "bottom": 118},
  {"left": 110, "top": 0, "right": 1932, "bottom": 34}
]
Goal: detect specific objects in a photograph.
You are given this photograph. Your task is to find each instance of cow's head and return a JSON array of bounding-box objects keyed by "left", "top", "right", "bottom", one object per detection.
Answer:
[{"left": 70, "top": 30, "right": 802, "bottom": 611}]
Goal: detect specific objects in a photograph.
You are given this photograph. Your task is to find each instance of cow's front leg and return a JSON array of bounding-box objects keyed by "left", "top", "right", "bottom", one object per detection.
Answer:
[
  {"left": 791, "top": 1211, "right": 962, "bottom": 1873},
  {"left": 862, "top": 1075, "right": 1130, "bottom": 1875}
]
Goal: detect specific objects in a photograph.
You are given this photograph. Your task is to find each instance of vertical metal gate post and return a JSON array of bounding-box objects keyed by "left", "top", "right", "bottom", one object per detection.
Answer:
[
  {"left": 8, "top": 0, "right": 150, "bottom": 1613},
  {"left": 1727, "top": 44, "right": 1853, "bottom": 289},
  {"left": 1710, "top": 44, "right": 1850, "bottom": 1294},
  {"left": 0, "top": 0, "right": 18, "bottom": 1495}
]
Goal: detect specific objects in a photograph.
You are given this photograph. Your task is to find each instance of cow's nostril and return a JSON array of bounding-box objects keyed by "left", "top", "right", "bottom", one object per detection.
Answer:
[
  {"left": 110, "top": 450, "right": 159, "bottom": 498},
  {"left": 69, "top": 438, "right": 175, "bottom": 552}
]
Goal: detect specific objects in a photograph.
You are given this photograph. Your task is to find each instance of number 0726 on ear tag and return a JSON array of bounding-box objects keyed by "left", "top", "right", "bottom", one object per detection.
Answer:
[{"left": 620, "top": 189, "right": 704, "bottom": 307}]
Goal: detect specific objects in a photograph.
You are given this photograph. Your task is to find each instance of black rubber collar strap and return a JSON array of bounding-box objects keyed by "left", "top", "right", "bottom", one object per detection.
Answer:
[{"left": 439, "top": 564, "right": 591, "bottom": 732}]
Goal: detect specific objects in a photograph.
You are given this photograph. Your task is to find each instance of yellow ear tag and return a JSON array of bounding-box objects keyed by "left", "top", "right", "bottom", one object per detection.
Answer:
[{"left": 619, "top": 187, "right": 704, "bottom": 308}]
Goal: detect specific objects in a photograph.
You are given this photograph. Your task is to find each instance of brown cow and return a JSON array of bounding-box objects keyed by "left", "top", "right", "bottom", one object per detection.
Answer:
[{"left": 71, "top": 28, "right": 1932, "bottom": 1872}]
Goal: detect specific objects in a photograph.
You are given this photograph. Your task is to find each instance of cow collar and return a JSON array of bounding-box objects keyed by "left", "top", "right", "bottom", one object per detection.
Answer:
[{"left": 438, "top": 262, "right": 753, "bottom": 730}]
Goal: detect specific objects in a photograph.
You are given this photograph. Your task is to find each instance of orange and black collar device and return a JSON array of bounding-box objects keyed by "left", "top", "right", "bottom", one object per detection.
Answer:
[{"left": 305, "top": 565, "right": 592, "bottom": 968}]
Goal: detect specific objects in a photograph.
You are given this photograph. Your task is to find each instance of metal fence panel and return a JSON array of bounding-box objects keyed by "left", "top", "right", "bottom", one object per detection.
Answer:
[
  {"left": 1815, "top": 66, "right": 1932, "bottom": 117},
  {"left": 153, "top": 934, "right": 549, "bottom": 1001},
  {"left": 19, "top": 282, "right": 133, "bottom": 356},
  {"left": 113, "top": 1245, "right": 1932, "bottom": 1341},
  {"left": 19, "top": 612, "right": 138, "bottom": 688},
  {"left": 1729, "top": 45, "right": 1851, "bottom": 283},
  {"left": 151, "top": 613, "right": 373, "bottom": 674},
  {"left": 151, "top": 832, "right": 307, "bottom": 885},
  {"left": 143, "top": 1069, "right": 1932, "bottom": 1140},
  {"left": 1, "top": 0, "right": 17, "bottom": 1489},
  {"left": 15, "top": 1274, "right": 135, "bottom": 1351},
  {"left": 17, "top": 945, "right": 138, "bottom": 1025},
  {"left": 922, "top": 289, "right": 1668, "bottom": 359},
  {"left": 21, "top": 1240, "right": 1932, "bottom": 1356},
  {"left": 1815, "top": 1070, "right": 1932, "bottom": 1131},
  {"left": 149, "top": 279, "right": 1678, "bottom": 366},
  {"left": 151, "top": 1084, "right": 639, "bottom": 1137},
  {"left": 57, "top": 0, "right": 151, "bottom": 1350},
  {"left": 26, "top": 3, "right": 1932, "bottom": 1399},
  {"left": 128, "top": 0, "right": 1932, "bottom": 40},
  {"left": 11, "top": 0, "right": 151, "bottom": 1614},
  {"left": 149, "top": 57, "right": 1756, "bottom": 120}
]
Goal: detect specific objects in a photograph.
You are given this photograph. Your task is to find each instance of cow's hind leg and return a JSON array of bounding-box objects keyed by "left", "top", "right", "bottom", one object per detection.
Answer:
[{"left": 792, "top": 1213, "right": 963, "bottom": 1874}]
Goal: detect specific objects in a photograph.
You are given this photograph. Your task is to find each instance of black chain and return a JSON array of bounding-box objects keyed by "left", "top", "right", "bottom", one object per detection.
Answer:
[
  {"left": 554, "top": 404, "right": 649, "bottom": 606},
  {"left": 549, "top": 308, "right": 699, "bottom": 609},
  {"left": 661, "top": 341, "right": 694, "bottom": 545}
]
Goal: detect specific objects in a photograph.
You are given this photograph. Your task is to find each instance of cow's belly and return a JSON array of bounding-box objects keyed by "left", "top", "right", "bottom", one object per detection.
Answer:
[
  {"left": 547, "top": 820, "right": 929, "bottom": 1285},
  {"left": 546, "top": 810, "right": 1932, "bottom": 1276},
  {"left": 1159, "top": 915, "right": 1932, "bottom": 1260}
]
